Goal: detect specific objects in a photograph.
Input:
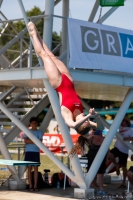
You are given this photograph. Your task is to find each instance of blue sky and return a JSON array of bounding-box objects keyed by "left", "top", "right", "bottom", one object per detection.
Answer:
[{"left": 1, "top": 0, "right": 133, "bottom": 31}]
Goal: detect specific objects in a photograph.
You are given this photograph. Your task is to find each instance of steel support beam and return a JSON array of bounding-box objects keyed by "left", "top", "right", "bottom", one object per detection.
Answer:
[
  {"left": 98, "top": 7, "right": 119, "bottom": 24},
  {"left": 61, "top": 0, "right": 69, "bottom": 57},
  {"left": 42, "top": 0, "right": 85, "bottom": 188},
  {"left": 0, "top": 86, "right": 17, "bottom": 101},
  {"left": 88, "top": 0, "right": 99, "bottom": 22},
  {"left": 0, "top": 0, "right": 3, "bottom": 7},
  {"left": 43, "top": 81, "right": 86, "bottom": 188},
  {"left": 4, "top": 94, "right": 49, "bottom": 145},
  {"left": 43, "top": 0, "right": 54, "bottom": 50},
  {"left": 40, "top": 105, "right": 53, "bottom": 133}
]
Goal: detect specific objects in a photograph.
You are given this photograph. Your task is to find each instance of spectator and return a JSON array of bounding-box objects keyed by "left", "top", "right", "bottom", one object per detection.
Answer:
[
  {"left": 54, "top": 125, "right": 60, "bottom": 134},
  {"left": 87, "top": 129, "right": 108, "bottom": 195},
  {"left": 19, "top": 131, "right": 24, "bottom": 142},
  {"left": 108, "top": 116, "right": 133, "bottom": 188},
  {"left": 20, "top": 131, "right": 24, "bottom": 139},
  {"left": 24, "top": 117, "right": 43, "bottom": 192}
]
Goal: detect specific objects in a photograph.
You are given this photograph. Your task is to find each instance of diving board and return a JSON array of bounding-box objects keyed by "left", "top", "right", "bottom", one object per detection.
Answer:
[{"left": 0, "top": 159, "right": 40, "bottom": 166}]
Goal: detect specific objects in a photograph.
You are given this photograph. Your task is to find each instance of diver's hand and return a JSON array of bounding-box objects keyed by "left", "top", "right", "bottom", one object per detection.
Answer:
[{"left": 89, "top": 108, "right": 99, "bottom": 117}]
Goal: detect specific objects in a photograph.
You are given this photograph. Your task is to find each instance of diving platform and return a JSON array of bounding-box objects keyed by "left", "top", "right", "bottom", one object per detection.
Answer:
[{"left": 0, "top": 67, "right": 133, "bottom": 101}]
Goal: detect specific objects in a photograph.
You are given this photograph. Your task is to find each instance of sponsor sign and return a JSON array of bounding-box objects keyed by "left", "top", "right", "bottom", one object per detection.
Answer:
[
  {"left": 41, "top": 133, "right": 80, "bottom": 153},
  {"left": 100, "top": 0, "right": 124, "bottom": 7},
  {"left": 68, "top": 19, "right": 133, "bottom": 73}
]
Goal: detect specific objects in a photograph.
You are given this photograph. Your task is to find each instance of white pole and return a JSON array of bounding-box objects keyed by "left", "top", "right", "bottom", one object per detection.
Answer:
[
  {"left": 20, "top": 38, "right": 22, "bottom": 68},
  {"left": 127, "top": 181, "right": 130, "bottom": 193},
  {"left": 63, "top": 174, "right": 66, "bottom": 190},
  {"left": 0, "top": 0, "right": 3, "bottom": 7},
  {"left": 88, "top": 0, "right": 99, "bottom": 22},
  {"left": 39, "top": 106, "right": 53, "bottom": 133},
  {"left": 43, "top": 0, "right": 85, "bottom": 187},
  {"left": 61, "top": 0, "right": 69, "bottom": 55},
  {"left": 43, "top": 0, "right": 54, "bottom": 50},
  {"left": 43, "top": 81, "right": 85, "bottom": 188},
  {"left": 28, "top": 40, "right": 32, "bottom": 68}
]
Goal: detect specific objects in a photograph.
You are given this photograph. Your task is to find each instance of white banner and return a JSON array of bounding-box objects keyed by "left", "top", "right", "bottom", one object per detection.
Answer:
[{"left": 68, "top": 19, "right": 133, "bottom": 73}]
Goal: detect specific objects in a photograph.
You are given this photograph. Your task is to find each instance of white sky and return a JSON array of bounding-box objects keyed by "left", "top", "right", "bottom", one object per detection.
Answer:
[{"left": 0, "top": 0, "right": 133, "bottom": 31}]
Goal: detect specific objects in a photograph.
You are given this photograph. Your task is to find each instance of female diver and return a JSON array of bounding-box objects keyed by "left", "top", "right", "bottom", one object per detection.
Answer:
[{"left": 28, "top": 22, "right": 104, "bottom": 155}]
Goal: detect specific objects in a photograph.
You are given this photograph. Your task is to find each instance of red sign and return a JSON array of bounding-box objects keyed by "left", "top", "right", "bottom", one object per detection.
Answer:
[{"left": 41, "top": 133, "right": 80, "bottom": 153}]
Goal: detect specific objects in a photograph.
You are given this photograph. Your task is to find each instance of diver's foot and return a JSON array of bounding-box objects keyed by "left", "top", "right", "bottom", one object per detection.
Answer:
[{"left": 28, "top": 22, "right": 37, "bottom": 37}]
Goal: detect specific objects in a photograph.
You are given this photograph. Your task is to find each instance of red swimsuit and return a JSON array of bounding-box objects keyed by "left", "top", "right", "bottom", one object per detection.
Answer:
[{"left": 55, "top": 74, "right": 83, "bottom": 114}]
